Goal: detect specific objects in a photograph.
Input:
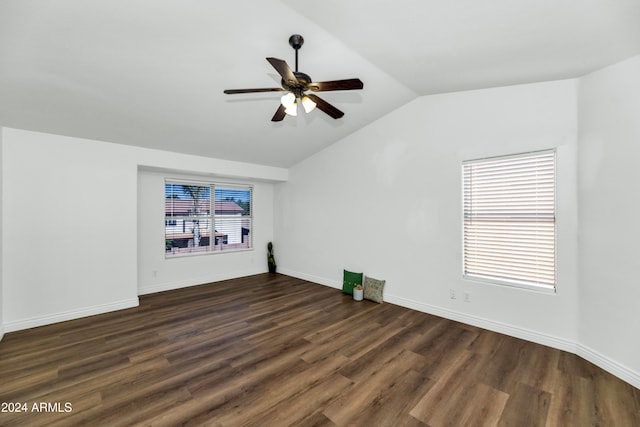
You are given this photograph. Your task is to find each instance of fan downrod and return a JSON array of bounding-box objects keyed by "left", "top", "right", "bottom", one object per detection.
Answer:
[{"left": 289, "top": 34, "right": 304, "bottom": 72}]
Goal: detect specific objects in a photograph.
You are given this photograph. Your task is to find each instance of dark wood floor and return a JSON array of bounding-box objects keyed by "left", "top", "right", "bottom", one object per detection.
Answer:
[{"left": 1, "top": 274, "right": 638, "bottom": 426}]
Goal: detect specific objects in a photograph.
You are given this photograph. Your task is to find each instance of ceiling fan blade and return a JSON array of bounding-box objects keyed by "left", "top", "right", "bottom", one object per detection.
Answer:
[
  {"left": 266, "top": 57, "right": 298, "bottom": 86},
  {"left": 224, "top": 88, "right": 285, "bottom": 94},
  {"left": 271, "top": 104, "right": 286, "bottom": 122},
  {"left": 309, "top": 78, "right": 364, "bottom": 92},
  {"left": 306, "top": 94, "right": 344, "bottom": 119}
]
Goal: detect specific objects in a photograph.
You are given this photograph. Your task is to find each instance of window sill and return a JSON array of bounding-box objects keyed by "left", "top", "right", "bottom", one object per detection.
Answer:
[
  {"left": 165, "top": 247, "right": 254, "bottom": 259},
  {"left": 463, "top": 274, "right": 556, "bottom": 294}
]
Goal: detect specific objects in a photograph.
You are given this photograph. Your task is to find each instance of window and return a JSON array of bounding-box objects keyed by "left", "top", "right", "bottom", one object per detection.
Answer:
[
  {"left": 165, "top": 180, "right": 252, "bottom": 256},
  {"left": 462, "top": 151, "right": 556, "bottom": 290}
]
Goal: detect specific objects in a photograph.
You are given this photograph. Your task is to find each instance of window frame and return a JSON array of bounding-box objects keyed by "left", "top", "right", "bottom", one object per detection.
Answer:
[
  {"left": 164, "top": 178, "right": 253, "bottom": 258},
  {"left": 462, "top": 150, "right": 557, "bottom": 293}
]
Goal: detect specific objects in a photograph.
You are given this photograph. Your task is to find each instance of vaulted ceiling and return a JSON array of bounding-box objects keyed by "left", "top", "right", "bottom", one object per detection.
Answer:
[{"left": 1, "top": 0, "right": 639, "bottom": 168}]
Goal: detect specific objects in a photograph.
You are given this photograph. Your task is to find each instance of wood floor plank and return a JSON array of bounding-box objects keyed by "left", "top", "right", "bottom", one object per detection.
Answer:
[
  {"left": 409, "top": 349, "right": 482, "bottom": 424},
  {"left": 454, "top": 382, "right": 510, "bottom": 427},
  {"left": 210, "top": 355, "right": 350, "bottom": 426},
  {"left": 547, "top": 373, "right": 597, "bottom": 426},
  {"left": 256, "top": 372, "right": 352, "bottom": 427},
  {"left": 336, "top": 368, "right": 433, "bottom": 427},
  {"left": 498, "top": 382, "right": 551, "bottom": 427},
  {"left": 0, "top": 273, "right": 638, "bottom": 426},
  {"left": 323, "top": 349, "right": 428, "bottom": 425},
  {"left": 592, "top": 369, "right": 640, "bottom": 426}
]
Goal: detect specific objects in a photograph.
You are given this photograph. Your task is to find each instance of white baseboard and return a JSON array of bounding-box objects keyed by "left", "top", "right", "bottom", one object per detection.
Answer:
[
  {"left": 0, "top": 324, "right": 4, "bottom": 343},
  {"left": 576, "top": 343, "right": 640, "bottom": 389},
  {"left": 138, "top": 268, "right": 267, "bottom": 295},
  {"left": 4, "top": 298, "right": 140, "bottom": 333},
  {"left": 385, "top": 294, "right": 578, "bottom": 353},
  {"left": 280, "top": 268, "right": 640, "bottom": 389},
  {"left": 278, "top": 268, "right": 341, "bottom": 289}
]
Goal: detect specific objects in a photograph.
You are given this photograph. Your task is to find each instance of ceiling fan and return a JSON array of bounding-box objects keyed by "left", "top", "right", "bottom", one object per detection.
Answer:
[{"left": 223, "top": 34, "right": 364, "bottom": 122}]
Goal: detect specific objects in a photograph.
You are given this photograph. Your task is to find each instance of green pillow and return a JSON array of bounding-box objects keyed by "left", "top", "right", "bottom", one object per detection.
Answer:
[
  {"left": 342, "top": 270, "right": 363, "bottom": 295},
  {"left": 364, "top": 276, "right": 386, "bottom": 303}
]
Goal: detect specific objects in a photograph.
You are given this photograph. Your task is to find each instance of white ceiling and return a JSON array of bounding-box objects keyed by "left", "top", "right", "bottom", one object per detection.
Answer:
[{"left": 1, "top": 0, "right": 639, "bottom": 168}]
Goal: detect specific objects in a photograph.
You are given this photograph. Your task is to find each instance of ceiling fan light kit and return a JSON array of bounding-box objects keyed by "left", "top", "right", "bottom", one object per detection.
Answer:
[
  {"left": 301, "top": 95, "right": 317, "bottom": 113},
  {"left": 282, "top": 94, "right": 298, "bottom": 117},
  {"left": 224, "top": 34, "right": 364, "bottom": 122}
]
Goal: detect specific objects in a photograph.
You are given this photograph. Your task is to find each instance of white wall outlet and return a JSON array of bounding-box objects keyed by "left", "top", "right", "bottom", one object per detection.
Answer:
[
  {"left": 449, "top": 289, "right": 456, "bottom": 299},
  {"left": 152, "top": 270, "right": 158, "bottom": 278},
  {"left": 464, "top": 291, "right": 471, "bottom": 303}
]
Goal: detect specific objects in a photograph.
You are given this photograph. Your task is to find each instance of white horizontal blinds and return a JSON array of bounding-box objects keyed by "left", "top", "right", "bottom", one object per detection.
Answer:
[
  {"left": 463, "top": 151, "right": 556, "bottom": 289},
  {"left": 213, "top": 186, "right": 252, "bottom": 252},
  {"left": 165, "top": 183, "right": 213, "bottom": 255},
  {"left": 165, "top": 180, "right": 253, "bottom": 256}
]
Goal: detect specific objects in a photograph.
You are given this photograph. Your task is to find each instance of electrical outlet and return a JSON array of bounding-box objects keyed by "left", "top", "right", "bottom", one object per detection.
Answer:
[
  {"left": 152, "top": 270, "right": 158, "bottom": 278},
  {"left": 449, "top": 289, "right": 456, "bottom": 299},
  {"left": 464, "top": 291, "right": 471, "bottom": 303}
]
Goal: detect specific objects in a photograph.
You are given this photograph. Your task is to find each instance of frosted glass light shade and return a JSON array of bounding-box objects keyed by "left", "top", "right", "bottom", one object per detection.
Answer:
[
  {"left": 301, "top": 95, "right": 317, "bottom": 113},
  {"left": 281, "top": 92, "right": 298, "bottom": 116},
  {"left": 281, "top": 92, "right": 296, "bottom": 108},
  {"left": 284, "top": 105, "right": 297, "bottom": 116}
]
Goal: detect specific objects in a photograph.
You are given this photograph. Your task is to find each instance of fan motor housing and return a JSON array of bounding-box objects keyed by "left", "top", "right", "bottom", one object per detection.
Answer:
[{"left": 282, "top": 71, "right": 314, "bottom": 92}]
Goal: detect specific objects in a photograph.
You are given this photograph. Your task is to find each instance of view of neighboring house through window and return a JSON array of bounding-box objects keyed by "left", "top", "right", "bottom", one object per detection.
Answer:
[
  {"left": 462, "top": 150, "right": 556, "bottom": 291},
  {"left": 165, "top": 180, "right": 252, "bottom": 256}
]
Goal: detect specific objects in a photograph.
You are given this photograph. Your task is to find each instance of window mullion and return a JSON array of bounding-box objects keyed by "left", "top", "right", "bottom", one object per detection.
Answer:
[{"left": 214, "top": 184, "right": 217, "bottom": 252}]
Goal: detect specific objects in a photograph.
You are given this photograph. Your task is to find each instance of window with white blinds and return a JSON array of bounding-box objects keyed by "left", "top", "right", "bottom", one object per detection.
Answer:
[
  {"left": 165, "top": 180, "right": 253, "bottom": 257},
  {"left": 462, "top": 151, "right": 556, "bottom": 290}
]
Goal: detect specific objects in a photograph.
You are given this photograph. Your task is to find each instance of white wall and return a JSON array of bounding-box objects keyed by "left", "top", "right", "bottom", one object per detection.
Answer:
[
  {"left": 275, "top": 79, "right": 580, "bottom": 350},
  {"left": 0, "top": 128, "right": 4, "bottom": 341},
  {"left": 137, "top": 168, "right": 275, "bottom": 294},
  {"left": 2, "top": 128, "right": 140, "bottom": 331},
  {"left": 1, "top": 127, "right": 286, "bottom": 331},
  {"left": 577, "top": 55, "right": 640, "bottom": 382}
]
